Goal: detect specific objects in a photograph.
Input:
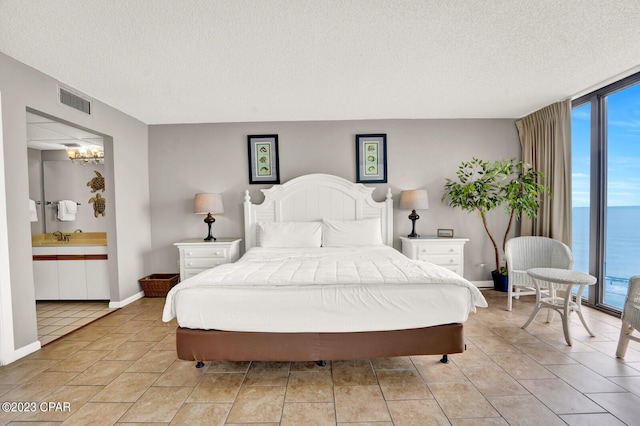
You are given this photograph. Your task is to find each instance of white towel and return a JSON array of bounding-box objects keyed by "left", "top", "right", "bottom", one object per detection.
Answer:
[
  {"left": 57, "top": 200, "right": 77, "bottom": 221},
  {"left": 29, "top": 199, "right": 38, "bottom": 222}
]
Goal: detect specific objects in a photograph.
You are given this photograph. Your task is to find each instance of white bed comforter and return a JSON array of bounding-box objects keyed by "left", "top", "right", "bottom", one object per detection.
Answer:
[{"left": 162, "top": 246, "right": 487, "bottom": 332}]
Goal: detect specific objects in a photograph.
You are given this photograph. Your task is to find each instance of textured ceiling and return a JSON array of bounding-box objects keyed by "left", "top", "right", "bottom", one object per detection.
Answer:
[{"left": 1, "top": 1, "right": 640, "bottom": 124}]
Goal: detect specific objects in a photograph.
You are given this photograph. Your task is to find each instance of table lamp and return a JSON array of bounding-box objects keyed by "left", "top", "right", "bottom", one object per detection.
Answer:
[
  {"left": 399, "top": 189, "right": 429, "bottom": 238},
  {"left": 194, "top": 193, "right": 224, "bottom": 241}
]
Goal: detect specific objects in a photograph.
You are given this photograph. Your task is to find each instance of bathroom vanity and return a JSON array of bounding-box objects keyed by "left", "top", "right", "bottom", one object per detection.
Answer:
[{"left": 32, "top": 232, "right": 109, "bottom": 300}]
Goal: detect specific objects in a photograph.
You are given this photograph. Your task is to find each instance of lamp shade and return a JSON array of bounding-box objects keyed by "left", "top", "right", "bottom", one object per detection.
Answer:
[
  {"left": 194, "top": 193, "right": 224, "bottom": 215},
  {"left": 399, "top": 189, "right": 429, "bottom": 210}
]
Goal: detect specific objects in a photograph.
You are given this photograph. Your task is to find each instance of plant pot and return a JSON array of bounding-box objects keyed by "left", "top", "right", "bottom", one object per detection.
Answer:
[{"left": 492, "top": 270, "right": 509, "bottom": 292}]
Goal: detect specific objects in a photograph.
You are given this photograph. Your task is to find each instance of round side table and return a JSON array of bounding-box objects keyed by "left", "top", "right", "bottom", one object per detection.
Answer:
[{"left": 522, "top": 267, "right": 597, "bottom": 346}]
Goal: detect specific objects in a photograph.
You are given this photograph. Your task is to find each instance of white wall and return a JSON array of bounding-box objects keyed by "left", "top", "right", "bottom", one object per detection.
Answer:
[
  {"left": 148, "top": 119, "right": 520, "bottom": 281},
  {"left": 0, "top": 52, "right": 151, "bottom": 360}
]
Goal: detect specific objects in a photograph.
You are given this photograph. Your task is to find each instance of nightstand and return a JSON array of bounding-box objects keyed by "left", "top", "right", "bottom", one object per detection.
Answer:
[
  {"left": 400, "top": 236, "right": 469, "bottom": 277},
  {"left": 174, "top": 238, "right": 241, "bottom": 281}
]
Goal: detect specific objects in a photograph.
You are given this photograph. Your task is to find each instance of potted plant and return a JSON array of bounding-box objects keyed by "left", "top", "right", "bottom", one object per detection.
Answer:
[{"left": 442, "top": 157, "right": 549, "bottom": 291}]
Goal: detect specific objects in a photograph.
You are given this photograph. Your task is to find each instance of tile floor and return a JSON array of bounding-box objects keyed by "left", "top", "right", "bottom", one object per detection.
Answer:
[
  {"left": 2, "top": 290, "right": 640, "bottom": 425},
  {"left": 36, "top": 301, "right": 117, "bottom": 345}
]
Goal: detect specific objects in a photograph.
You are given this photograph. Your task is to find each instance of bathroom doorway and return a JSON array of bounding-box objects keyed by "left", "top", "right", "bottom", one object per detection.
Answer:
[{"left": 26, "top": 110, "right": 115, "bottom": 345}]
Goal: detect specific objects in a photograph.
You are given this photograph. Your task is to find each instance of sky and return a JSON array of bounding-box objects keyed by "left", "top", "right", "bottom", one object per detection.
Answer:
[{"left": 572, "top": 82, "right": 640, "bottom": 207}]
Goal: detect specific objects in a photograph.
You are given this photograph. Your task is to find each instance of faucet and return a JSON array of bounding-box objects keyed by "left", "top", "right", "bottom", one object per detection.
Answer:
[
  {"left": 74, "top": 229, "right": 83, "bottom": 233},
  {"left": 52, "top": 231, "right": 70, "bottom": 242}
]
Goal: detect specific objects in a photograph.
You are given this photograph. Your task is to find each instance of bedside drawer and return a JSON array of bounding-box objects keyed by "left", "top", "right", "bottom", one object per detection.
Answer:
[
  {"left": 184, "top": 258, "right": 226, "bottom": 269},
  {"left": 419, "top": 254, "right": 461, "bottom": 266},
  {"left": 416, "top": 244, "right": 461, "bottom": 256},
  {"left": 183, "top": 268, "right": 209, "bottom": 279},
  {"left": 183, "top": 247, "right": 228, "bottom": 259}
]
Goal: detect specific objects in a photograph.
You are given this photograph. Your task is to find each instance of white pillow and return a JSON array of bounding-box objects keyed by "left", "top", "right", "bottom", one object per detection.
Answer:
[
  {"left": 322, "top": 218, "right": 384, "bottom": 247},
  {"left": 258, "top": 221, "right": 322, "bottom": 248}
]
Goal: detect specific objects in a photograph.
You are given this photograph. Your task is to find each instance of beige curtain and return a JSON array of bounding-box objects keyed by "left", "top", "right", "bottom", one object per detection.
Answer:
[{"left": 515, "top": 99, "right": 571, "bottom": 245}]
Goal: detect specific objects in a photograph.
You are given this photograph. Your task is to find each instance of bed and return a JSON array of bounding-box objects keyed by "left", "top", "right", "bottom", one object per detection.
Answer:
[{"left": 163, "top": 174, "right": 487, "bottom": 364}]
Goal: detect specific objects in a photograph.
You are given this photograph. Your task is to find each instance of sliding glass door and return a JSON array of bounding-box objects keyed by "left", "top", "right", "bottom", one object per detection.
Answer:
[{"left": 572, "top": 73, "right": 640, "bottom": 312}]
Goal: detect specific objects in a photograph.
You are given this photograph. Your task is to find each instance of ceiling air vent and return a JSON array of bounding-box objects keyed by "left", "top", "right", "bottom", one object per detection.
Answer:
[{"left": 58, "top": 86, "right": 92, "bottom": 115}]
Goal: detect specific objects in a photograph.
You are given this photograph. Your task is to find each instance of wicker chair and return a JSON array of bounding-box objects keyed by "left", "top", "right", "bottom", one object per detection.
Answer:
[
  {"left": 504, "top": 236, "right": 574, "bottom": 311},
  {"left": 616, "top": 276, "right": 640, "bottom": 358}
]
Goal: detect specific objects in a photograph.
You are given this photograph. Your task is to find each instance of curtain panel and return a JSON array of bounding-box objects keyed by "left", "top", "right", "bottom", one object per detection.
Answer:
[{"left": 515, "top": 99, "right": 572, "bottom": 245}]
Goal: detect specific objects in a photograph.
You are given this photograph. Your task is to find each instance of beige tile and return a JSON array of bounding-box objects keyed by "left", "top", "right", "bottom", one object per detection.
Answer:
[
  {"left": 491, "top": 353, "right": 555, "bottom": 380},
  {"left": 334, "top": 385, "right": 391, "bottom": 423},
  {"left": 0, "top": 359, "right": 60, "bottom": 384},
  {"left": 39, "top": 335, "right": 62, "bottom": 345},
  {"left": 91, "top": 372, "right": 160, "bottom": 402},
  {"left": 413, "top": 355, "right": 469, "bottom": 383},
  {"left": 111, "top": 319, "right": 155, "bottom": 334},
  {"left": 187, "top": 373, "right": 244, "bottom": 403},
  {"left": 67, "top": 360, "right": 133, "bottom": 385},
  {"left": 608, "top": 375, "right": 640, "bottom": 397},
  {"left": 28, "top": 340, "right": 91, "bottom": 360},
  {"left": 206, "top": 360, "right": 251, "bottom": 373},
  {"left": 514, "top": 342, "right": 578, "bottom": 365},
  {"left": 285, "top": 371, "right": 333, "bottom": 403},
  {"left": 371, "top": 356, "right": 415, "bottom": 370},
  {"left": 586, "top": 392, "right": 640, "bottom": 426},
  {"left": 129, "top": 326, "right": 173, "bottom": 342},
  {"left": 520, "top": 378, "right": 605, "bottom": 414},
  {"left": 0, "top": 383, "right": 15, "bottom": 397},
  {"left": 450, "top": 342, "right": 495, "bottom": 368},
  {"left": 428, "top": 382, "right": 498, "bottom": 419},
  {"left": 62, "top": 326, "right": 113, "bottom": 342},
  {"left": 467, "top": 334, "right": 521, "bottom": 355},
  {"left": 119, "top": 386, "right": 191, "bottom": 422},
  {"left": 545, "top": 364, "right": 626, "bottom": 393},
  {"left": 49, "top": 325, "right": 85, "bottom": 336},
  {"left": 281, "top": 402, "right": 335, "bottom": 425},
  {"left": 290, "top": 360, "right": 333, "bottom": 372},
  {"left": 50, "top": 316, "right": 81, "bottom": 326},
  {"left": 125, "top": 350, "right": 176, "bottom": 373},
  {"left": 154, "top": 360, "right": 205, "bottom": 387},
  {"left": 243, "top": 361, "right": 290, "bottom": 386},
  {"left": 559, "top": 412, "right": 627, "bottom": 426},
  {"left": 332, "top": 359, "right": 377, "bottom": 386},
  {"left": 461, "top": 365, "right": 528, "bottom": 397},
  {"left": 150, "top": 334, "right": 176, "bottom": 351},
  {"left": 59, "top": 402, "right": 131, "bottom": 426},
  {"left": 491, "top": 326, "right": 543, "bottom": 345},
  {"left": 377, "top": 369, "right": 432, "bottom": 400},
  {"left": 387, "top": 399, "right": 450, "bottom": 425},
  {"left": 82, "top": 333, "right": 132, "bottom": 351},
  {"left": 15, "top": 385, "right": 103, "bottom": 422},
  {"left": 450, "top": 418, "right": 509, "bottom": 426},
  {"left": 169, "top": 402, "right": 231, "bottom": 425},
  {"left": 226, "top": 386, "right": 286, "bottom": 423},
  {"left": 567, "top": 351, "right": 640, "bottom": 377},
  {"left": 102, "top": 341, "right": 152, "bottom": 361},
  {"left": 3, "top": 371, "right": 77, "bottom": 401},
  {"left": 488, "top": 395, "right": 566, "bottom": 426}
]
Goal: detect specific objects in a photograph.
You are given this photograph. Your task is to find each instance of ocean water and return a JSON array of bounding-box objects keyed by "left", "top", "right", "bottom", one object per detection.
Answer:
[{"left": 572, "top": 206, "right": 640, "bottom": 309}]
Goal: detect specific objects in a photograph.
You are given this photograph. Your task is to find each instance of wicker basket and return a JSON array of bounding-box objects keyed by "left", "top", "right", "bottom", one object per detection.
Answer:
[{"left": 139, "top": 273, "right": 179, "bottom": 297}]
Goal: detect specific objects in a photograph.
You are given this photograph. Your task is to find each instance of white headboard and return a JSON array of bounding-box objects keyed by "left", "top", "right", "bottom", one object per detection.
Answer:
[{"left": 244, "top": 174, "right": 393, "bottom": 250}]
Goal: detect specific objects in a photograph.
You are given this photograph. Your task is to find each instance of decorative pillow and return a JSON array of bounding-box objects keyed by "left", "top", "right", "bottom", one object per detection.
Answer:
[
  {"left": 258, "top": 221, "right": 322, "bottom": 248},
  {"left": 322, "top": 218, "right": 384, "bottom": 247}
]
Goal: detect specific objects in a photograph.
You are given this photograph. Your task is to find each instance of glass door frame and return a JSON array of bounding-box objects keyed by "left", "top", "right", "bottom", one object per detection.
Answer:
[{"left": 572, "top": 71, "right": 640, "bottom": 314}]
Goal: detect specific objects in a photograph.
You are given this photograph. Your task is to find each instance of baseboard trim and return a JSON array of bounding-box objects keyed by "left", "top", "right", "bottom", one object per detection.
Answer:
[
  {"left": 9, "top": 340, "right": 41, "bottom": 364},
  {"left": 472, "top": 280, "right": 494, "bottom": 289},
  {"left": 109, "top": 290, "right": 144, "bottom": 309}
]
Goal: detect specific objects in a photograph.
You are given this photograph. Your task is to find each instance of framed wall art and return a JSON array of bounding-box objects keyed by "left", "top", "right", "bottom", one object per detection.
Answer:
[
  {"left": 355, "top": 134, "right": 387, "bottom": 183},
  {"left": 248, "top": 134, "right": 280, "bottom": 184}
]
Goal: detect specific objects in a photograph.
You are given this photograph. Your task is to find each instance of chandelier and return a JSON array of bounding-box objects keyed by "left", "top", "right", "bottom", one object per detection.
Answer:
[{"left": 66, "top": 147, "right": 104, "bottom": 165}]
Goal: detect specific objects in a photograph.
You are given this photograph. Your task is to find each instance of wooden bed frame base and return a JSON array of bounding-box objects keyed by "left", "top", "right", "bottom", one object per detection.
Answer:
[{"left": 176, "top": 323, "right": 464, "bottom": 363}]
